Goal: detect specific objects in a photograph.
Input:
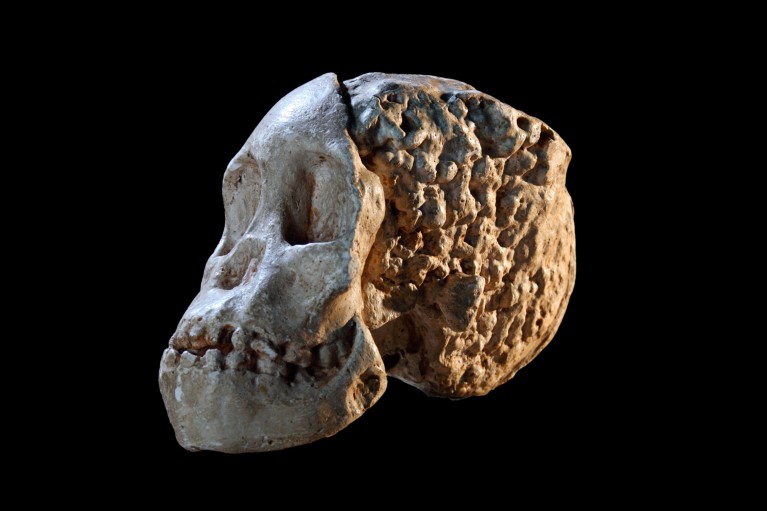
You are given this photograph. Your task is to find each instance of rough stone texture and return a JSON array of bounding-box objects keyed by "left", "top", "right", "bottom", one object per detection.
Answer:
[
  {"left": 160, "top": 72, "right": 575, "bottom": 453},
  {"left": 347, "top": 74, "right": 575, "bottom": 397}
]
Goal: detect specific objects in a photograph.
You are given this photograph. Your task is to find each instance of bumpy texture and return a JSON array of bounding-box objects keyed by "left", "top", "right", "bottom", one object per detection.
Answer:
[{"left": 347, "top": 74, "right": 575, "bottom": 397}]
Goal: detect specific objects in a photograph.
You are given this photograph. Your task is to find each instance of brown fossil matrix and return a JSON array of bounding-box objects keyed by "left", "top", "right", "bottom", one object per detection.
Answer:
[
  {"left": 160, "top": 72, "right": 575, "bottom": 452},
  {"left": 348, "top": 74, "right": 575, "bottom": 397}
]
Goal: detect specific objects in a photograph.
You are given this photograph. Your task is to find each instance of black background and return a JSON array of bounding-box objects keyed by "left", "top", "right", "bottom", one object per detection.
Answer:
[{"left": 103, "top": 41, "right": 644, "bottom": 490}]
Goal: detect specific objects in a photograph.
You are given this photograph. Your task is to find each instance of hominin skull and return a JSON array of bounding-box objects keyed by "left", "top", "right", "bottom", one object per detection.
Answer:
[{"left": 159, "top": 73, "right": 575, "bottom": 452}]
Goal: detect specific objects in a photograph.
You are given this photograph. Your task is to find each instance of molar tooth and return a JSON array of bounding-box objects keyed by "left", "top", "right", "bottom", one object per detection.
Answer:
[
  {"left": 179, "top": 351, "right": 198, "bottom": 368},
  {"left": 202, "top": 349, "right": 224, "bottom": 370}
]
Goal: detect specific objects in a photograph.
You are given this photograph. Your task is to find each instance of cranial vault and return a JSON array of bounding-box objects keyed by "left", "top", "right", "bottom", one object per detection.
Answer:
[{"left": 159, "top": 73, "right": 576, "bottom": 452}]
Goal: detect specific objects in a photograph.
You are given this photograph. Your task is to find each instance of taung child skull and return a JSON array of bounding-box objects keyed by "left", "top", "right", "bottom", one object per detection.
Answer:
[{"left": 160, "top": 73, "right": 575, "bottom": 452}]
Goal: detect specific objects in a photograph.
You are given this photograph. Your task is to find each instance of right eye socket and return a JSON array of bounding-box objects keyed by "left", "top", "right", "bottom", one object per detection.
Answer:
[{"left": 283, "top": 169, "right": 314, "bottom": 246}]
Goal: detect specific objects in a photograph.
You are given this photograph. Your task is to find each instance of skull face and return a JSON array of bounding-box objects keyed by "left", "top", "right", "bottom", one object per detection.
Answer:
[
  {"left": 160, "top": 72, "right": 575, "bottom": 452},
  {"left": 159, "top": 74, "right": 387, "bottom": 452}
]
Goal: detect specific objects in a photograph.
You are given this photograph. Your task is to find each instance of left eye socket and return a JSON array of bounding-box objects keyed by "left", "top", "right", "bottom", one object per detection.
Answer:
[
  {"left": 282, "top": 154, "right": 355, "bottom": 246},
  {"left": 283, "top": 169, "right": 314, "bottom": 246}
]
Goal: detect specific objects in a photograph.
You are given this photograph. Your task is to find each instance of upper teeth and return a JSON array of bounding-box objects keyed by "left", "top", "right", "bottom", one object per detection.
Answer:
[{"left": 167, "top": 325, "right": 352, "bottom": 385}]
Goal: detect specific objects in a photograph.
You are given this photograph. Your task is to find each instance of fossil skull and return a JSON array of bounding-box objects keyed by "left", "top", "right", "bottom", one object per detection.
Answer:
[{"left": 160, "top": 72, "right": 575, "bottom": 452}]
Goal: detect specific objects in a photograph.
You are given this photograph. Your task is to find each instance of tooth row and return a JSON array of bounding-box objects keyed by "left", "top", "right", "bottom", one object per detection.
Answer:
[
  {"left": 168, "top": 322, "right": 355, "bottom": 380},
  {"left": 171, "top": 323, "right": 235, "bottom": 351},
  {"left": 168, "top": 334, "right": 352, "bottom": 375}
]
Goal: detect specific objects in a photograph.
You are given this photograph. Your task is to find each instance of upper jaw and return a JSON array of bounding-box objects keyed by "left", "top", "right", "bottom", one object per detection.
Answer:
[{"left": 169, "top": 319, "right": 356, "bottom": 384}]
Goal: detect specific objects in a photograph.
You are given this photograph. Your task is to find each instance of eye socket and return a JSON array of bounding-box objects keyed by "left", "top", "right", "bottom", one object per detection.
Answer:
[
  {"left": 220, "top": 152, "right": 261, "bottom": 255},
  {"left": 283, "top": 171, "right": 315, "bottom": 246},
  {"left": 282, "top": 155, "right": 355, "bottom": 246}
]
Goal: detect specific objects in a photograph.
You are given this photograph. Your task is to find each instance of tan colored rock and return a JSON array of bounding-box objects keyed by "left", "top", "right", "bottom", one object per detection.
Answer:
[
  {"left": 348, "top": 73, "right": 575, "bottom": 397},
  {"left": 160, "top": 72, "right": 575, "bottom": 452}
]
